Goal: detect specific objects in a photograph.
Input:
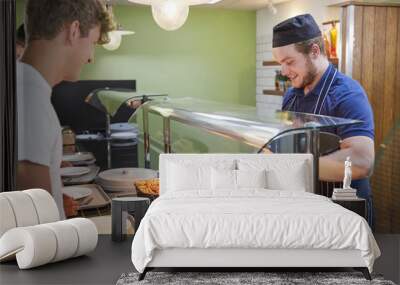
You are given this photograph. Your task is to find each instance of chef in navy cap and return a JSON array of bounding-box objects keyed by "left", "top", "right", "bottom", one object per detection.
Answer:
[{"left": 272, "top": 14, "right": 376, "bottom": 228}]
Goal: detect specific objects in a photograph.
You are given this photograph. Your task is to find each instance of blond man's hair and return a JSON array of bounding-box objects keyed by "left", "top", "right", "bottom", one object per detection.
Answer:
[{"left": 25, "top": 0, "right": 115, "bottom": 45}]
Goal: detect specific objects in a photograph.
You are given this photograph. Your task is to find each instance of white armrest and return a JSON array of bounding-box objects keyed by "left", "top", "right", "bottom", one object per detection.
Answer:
[
  {"left": 65, "top": 218, "right": 98, "bottom": 257},
  {"left": 0, "top": 196, "right": 17, "bottom": 237},
  {"left": 42, "top": 221, "right": 79, "bottom": 262},
  {"left": 23, "top": 189, "right": 60, "bottom": 223},
  {"left": 0, "top": 189, "right": 60, "bottom": 238},
  {"left": 0, "top": 218, "right": 98, "bottom": 269},
  {"left": 0, "top": 226, "right": 57, "bottom": 269},
  {"left": 0, "top": 191, "right": 39, "bottom": 227}
]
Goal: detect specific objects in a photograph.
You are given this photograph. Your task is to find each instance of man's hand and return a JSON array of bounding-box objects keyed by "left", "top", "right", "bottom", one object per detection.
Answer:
[
  {"left": 17, "top": 161, "right": 52, "bottom": 191},
  {"left": 127, "top": 99, "right": 142, "bottom": 109},
  {"left": 63, "top": 194, "right": 79, "bottom": 217},
  {"left": 260, "top": 147, "right": 273, "bottom": 154},
  {"left": 60, "top": 161, "right": 73, "bottom": 168}
]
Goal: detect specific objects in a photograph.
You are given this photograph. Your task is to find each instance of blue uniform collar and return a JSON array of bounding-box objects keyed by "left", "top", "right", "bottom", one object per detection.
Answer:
[{"left": 292, "top": 63, "right": 334, "bottom": 98}]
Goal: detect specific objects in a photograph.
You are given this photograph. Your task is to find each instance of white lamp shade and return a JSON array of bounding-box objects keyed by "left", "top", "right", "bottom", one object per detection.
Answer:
[
  {"left": 103, "top": 31, "right": 122, "bottom": 51},
  {"left": 151, "top": 0, "right": 189, "bottom": 31},
  {"left": 129, "top": 0, "right": 221, "bottom": 5},
  {"left": 128, "top": 0, "right": 223, "bottom": 31}
]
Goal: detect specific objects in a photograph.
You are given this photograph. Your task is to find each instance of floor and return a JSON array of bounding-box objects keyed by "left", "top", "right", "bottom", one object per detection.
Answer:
[
  {"left": 0, "top": 236, "right": 135, "bottom": 285},
  {"left": 0, "top": 235, "right": 398, "bottom": 285}
]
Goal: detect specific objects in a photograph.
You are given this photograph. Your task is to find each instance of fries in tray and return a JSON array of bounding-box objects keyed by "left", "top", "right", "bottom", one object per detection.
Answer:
[{"left": 134, "top": 178, "right": 159, "bottom": 196}]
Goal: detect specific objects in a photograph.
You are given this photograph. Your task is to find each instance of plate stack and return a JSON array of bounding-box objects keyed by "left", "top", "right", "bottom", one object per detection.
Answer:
[
  {"left": 61, "top": 166, "right": 91, "bottom": 177},
  {"left": 62, "top": 152, "right": 96, "bottom": 166},
  {"left": 62, "top": 186, "right": 92, "bottom": 200},
  {"left": 332, "top": 188, "right": 358, "bottom": 200},
  {"left": 97, "top": 168, "right": 158, "bottom": 193},
  {"left": 110, "top": 123, "right": 139, "bottom": 134},
  {"left": 110, "top": 123, "right": 139, "bottom": 147},
  {"left": 76, "top": 133, "right": 104, "bottom": 141}
]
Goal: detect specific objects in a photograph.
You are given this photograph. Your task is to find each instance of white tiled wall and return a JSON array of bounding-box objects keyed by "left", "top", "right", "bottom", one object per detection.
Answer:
[{"left": 256, "top": 33, "right": 282, "bottom": 117}]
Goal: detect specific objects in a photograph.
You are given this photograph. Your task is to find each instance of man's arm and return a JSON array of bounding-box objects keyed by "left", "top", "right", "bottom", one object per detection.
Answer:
[
  {"left": 17, "top": 160, "right": 78, "bottom": 217},
  {"left": 17, "top": 160, "right": 52, "bottom": 192},
  {"left": 319, "top": 136, "right": 375, "bottom": 182}
]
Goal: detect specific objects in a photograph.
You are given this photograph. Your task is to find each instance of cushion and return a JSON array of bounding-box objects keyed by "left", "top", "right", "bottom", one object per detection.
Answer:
[
  {"left": 0, "top": 192, "right": 39, "bottom": 227},
  {"left": 0, "top": 196, "right": 16, "bottom": 237},
  {"left": 238, "top": 158, "right": 309, "bottom": 191},
  {"left": 23, "top": 189, "right": 60, "bottom": 223},
  {"left": 0, "top": 189, "right": 98, "bottom": 270},
  {"left": 211, "top": 168, "right": 237, "bottom": 190},
  {"left": 211, "top": 169, "right": 267, "bottom": 191},
  {"left": 236, "top": 169, "right": 267, "bottom": 189},
  {"left": 42, "top": 221, "right": 79, "bottom": 262},
  {"left": 266, "top": 162, "right": 308, "bottom": 191},
  {"left": 0, "top": 218, "right": 97, "bottom": 269},
  {"left": 0, "top": 226, "right": 58, "bottom": 269},
  {"left": 0, "top": 190, "right": 60, "bottom": 238},
  {"left": 65, "top": 218, "right": 98, "bottom": 257},
  {"left": 167, "top": 162, "right": 211, "bottom": 191}
]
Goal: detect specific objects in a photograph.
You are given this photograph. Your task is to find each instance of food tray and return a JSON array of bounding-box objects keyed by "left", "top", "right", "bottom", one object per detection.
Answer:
[{"left": 74, "top": 184, "right": 111, "bottom": 210}]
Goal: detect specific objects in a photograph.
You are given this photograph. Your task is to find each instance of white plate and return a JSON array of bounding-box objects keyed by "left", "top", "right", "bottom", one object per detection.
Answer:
[
  {"left": 110, "top": 123, "right": 139, "bottom": 133},
  {"left": 111, "top": 132, "right": 137, "bottom": 140},
  {"left": 60, "top": 167, "right": 90, "bottom": 177},
  {"left": 76, "top": 133, "right": 103, "bottom": 140},
  {"left": 63, "top": 152, "right": 94, "bottom": 162},
  {"left": 71, "top": 158, "right": 96, "bottom": 166},
  {"left": 102, "top": 185, "right": 136, "bottom": 192},
  {"left": 62, "top": 187, "right": 92, "bottom": 200},
  {"left": 98, "top": 168, "right": 157, "bottom": 184}
]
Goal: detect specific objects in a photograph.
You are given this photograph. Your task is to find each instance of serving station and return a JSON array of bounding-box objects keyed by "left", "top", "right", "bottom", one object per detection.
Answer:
[{"left": 141, "top": 97, "right": 361, "bottom": 196}]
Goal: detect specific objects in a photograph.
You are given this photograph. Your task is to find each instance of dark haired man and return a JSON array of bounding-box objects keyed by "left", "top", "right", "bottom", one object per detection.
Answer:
[
  {"left": 272, "top": 14, "right": 375, "bottom": 226},
  {"left": 17, "top": 0, "right": 114, "bottom": 218}
]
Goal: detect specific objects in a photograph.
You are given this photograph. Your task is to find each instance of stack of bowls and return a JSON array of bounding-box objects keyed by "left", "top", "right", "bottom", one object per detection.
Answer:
[
  {"left": 110, "top": 123, "right": 139, "bottom": 134},
  {"left": 62, "top": 152, "right": 96, "bottom": 166},
  {"left": 110, "top": 123, "right": 139, "bottom": 147}
]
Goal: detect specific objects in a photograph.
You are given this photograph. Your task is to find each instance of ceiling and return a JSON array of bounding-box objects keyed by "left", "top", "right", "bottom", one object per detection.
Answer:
[{"left": 114, "top": 0, "right": 292, "bottom": 10}]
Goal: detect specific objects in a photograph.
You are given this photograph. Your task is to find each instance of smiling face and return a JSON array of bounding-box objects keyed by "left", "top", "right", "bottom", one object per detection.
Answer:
[{"left": 272, "top": 44, "right": 318, "bottom": 89}]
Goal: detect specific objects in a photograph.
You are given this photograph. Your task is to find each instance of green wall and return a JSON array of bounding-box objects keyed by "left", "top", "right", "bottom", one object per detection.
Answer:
[
  {"left": 17, "top": 3, "right": 255, "bottom": 105},
  {"left": 17, "top": 2, "right": 257, "bottom": 168},
  {"left": 85, "top": 6, "right": 256, "bottom": 106}
]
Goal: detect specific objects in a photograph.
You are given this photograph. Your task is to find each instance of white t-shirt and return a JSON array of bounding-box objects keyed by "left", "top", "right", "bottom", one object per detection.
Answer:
[{"left": 17, "top": 62, "right": 65, "bottom": 219}]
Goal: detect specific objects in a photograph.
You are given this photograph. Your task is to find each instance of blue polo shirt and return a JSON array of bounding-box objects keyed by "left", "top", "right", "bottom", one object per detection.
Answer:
[{"left": 282, "top": 64, "right": 374, "bottom": 200}]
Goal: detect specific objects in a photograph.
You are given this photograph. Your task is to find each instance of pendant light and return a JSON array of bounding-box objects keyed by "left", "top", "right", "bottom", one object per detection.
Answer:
[
  {"left": 103, "top": 2, "right": 135, "bottom": 51},
  {"left": 267, "top": 0, "right": 277, "bottom": 15},
  {"left": 128, "top": 0, "right": 222, "bottom": 31}
]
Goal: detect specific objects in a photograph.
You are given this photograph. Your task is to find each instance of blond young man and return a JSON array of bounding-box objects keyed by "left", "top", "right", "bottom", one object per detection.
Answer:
[{"left": 17, "top": 0, "right": 114, "bottom": 218}]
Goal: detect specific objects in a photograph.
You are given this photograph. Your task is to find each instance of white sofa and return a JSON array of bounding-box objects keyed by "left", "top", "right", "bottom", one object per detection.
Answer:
[
  {"left": 0, "top": 189, "right": 98, "bottom": 269},
  {"left": 132, "top": 153, "right": 379, "bottom": 281}
]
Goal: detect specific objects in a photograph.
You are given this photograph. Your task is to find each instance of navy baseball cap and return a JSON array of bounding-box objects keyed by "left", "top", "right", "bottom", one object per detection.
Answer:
[{"left": 273, "top": 14, "right": 321, "bottom": 48}]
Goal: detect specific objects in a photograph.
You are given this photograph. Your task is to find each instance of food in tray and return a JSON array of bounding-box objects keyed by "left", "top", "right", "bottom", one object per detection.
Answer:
[{"left": 134, "top": 178, "right": 159, "bottom": 196}]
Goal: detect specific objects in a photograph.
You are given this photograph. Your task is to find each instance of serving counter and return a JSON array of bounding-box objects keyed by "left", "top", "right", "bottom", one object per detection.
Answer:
[{"left": 141, "top": 97, "right": 361, "bottom": 195}]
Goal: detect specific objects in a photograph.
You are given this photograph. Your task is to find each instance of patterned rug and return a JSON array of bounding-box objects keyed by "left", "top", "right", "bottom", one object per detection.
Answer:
[{"left": 116, "top": 271, "right": 396, "bottom": 285}]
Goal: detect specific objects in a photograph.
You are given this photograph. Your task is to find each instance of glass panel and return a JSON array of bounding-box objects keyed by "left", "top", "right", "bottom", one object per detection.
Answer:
[
  {"left": 85, "top": 88, "right": 166, "bottom": 116},
  {"left": 142, "top": 97, "right": 361, "bottom": 149}
]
